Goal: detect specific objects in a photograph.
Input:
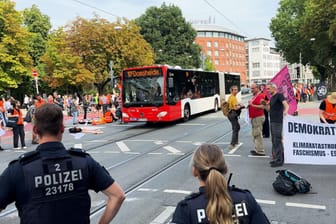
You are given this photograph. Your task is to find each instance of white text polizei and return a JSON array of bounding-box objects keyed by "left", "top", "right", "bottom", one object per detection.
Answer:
[{"left": 34, "top": 169, "right": 83, "bottom": 188}]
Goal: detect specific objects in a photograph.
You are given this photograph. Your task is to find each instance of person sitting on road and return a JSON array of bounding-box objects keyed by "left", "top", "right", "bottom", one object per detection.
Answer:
[
  {"left": 0, "top": 103, "right": 124, "bottom": 224},
  {"left": 171, "top": 144, "right": 270, "bottom": 224}
]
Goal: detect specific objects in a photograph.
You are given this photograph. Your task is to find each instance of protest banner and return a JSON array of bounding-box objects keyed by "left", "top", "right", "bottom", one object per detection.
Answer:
[
  {"left": 270, "top": 66, "right": 297, "bottom": 115},
  {"left": 284, "top": 115, "right": 336, "bottom": 165}
]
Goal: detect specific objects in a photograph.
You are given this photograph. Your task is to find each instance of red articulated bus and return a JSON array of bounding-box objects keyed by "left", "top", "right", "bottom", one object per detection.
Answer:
[{"left": 120, "top": 65, "right": 241, "bottom": 123}]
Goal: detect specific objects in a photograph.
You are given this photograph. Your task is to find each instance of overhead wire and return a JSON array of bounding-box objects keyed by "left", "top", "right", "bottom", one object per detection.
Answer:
[
  {"left": 201, "top": 0, "right": 250, "bottom": 36},
  {"left": 71, "top": 0, "right": 120, "bottom": 18}
]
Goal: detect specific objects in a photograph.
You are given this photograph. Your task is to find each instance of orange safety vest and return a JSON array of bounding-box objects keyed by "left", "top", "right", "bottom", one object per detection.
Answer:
[
  {"left": 322, "top": 100, "right": 336, "bottom": 121},
  {"left": 13, "top": 108, "right": 24, "bottom": 125}
]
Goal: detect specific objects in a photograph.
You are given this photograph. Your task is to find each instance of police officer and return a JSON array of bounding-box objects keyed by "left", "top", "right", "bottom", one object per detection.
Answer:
[
  {"left": 172, "top": 144, "right": 269, "bottom": 224},
  {"left": 0, "top": 103, "right": 125, "bottom": 224}
]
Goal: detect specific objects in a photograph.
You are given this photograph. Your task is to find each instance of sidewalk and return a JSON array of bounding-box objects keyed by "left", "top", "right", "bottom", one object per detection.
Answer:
[{"left": 295, "top": 100, "right": 320, "bottom": 122}]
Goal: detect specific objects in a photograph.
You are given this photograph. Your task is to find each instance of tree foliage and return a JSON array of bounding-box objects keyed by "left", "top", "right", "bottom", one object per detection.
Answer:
[
  {"left": 270, "top": 0, "right": 336, "bottom": 88},
  {"left": 22, "top": 4, "right": 51, "bottom": 66},
  {"left": 65, "top": 16, "right": 154, "bottom": 94},
  {"left": 135, "top": 3, "right": 201, "bottom": 68},
  {"left": 0, "top": 0, "right": 32, "bottom": 91},
  {"left": 41, "top": 28, "right": 93, "bottom": 91}
]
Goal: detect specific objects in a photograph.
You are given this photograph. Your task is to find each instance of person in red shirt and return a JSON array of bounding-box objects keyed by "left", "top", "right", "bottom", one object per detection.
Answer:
[
  {"left": 248, "top": 83, "right": 266, "bottom": 156},
  {"left": 8, "top": 100, "right": 26, "bottom": 149}
]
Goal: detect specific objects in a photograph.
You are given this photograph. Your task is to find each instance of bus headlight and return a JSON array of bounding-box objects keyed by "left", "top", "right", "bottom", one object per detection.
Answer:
[
  {"left": 122, "top": 113, "right": 129, "bottom": 118},
  {"left": 157, "top": 111, "right": 167, "bottom": 118}
]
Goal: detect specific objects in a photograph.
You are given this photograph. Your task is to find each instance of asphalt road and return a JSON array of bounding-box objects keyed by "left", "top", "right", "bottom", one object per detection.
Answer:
[{"left": 0, "top": 97, "right": 335, "bottom": 224}]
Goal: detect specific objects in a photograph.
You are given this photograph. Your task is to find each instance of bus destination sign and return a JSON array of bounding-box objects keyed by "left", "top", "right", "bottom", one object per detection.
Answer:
[{"left": 126, "top": 69, "right": 161, "bottom": 77}]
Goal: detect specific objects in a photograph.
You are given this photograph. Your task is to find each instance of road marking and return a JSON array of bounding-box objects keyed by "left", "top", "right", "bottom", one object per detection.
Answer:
[
  {"left": 286, "top": 202, "right": 326, "bottom": 210},
  {"left": 104, "top": 151, "right": 120, "bottom": 153},
  {"left": 150, "top": 206, "right": 175, "bottom": 224},
  {"left": 154, "top": 140, "right": 165, "bottom": 145},
  {"left": 177, "top": 123, "right": 205, "bottom": 126},
  {"left": 256, "top": 199, "right": 276, "bottom": 205},
  {"left": 228, "top": 142, "right": 243, "bottom": 154},
  {"left": 138, "top": 188, "right": 158, "bottom": 192},
  {"left": 176, "top": 140, "right": 192, "bottom": 143},
  {"left": 74, "top": 143, "right": 82, "bottom": 149},
  {"left": 163, "top": 189, "right": 192, "bottom": 195},
  {"left": 193, "top": 141, "right": 205, "bottom": 146},
  {"left": 124, "top": 152, "right": 141, "bottom": 154},
  {"left": 148, "top": 152, "right": 163, "bottom": 155},
  {"left": 89, "top": 139, "right": 108, "bottom": 142},
  {"left": 248, "top": 155, "right": 270, "bottom": 158},
  {"left": 163, "top": 146, "right": 181, "bottom": 154},
  {"left": 223, "top": 154, "right": 241, "bottom": 157},
  {"left": 116, "top": 141, "right": 130, "bottom": 152}
]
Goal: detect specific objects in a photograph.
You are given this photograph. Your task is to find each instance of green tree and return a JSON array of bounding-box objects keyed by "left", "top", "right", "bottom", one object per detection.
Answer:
[
  {"left": 270, "top": 0, "right": 336, "bottom": 89},
  {"left": 41, "top": 28, "right": 93, "bottom": 93},
  {"left": 135, "top": 3, "right": 201, "bottom": 68},
  {"left": 301, "top": 0, "right": 336, "bottom": 89},
  {"left": 22, "top": 4, "right": 51, "bottom": 66},
  {"left": 65, "top": 16, "right": 154, "bottom": 94},
  {"left": 0, "top": 0, "right": 32, "bottom": 92}
]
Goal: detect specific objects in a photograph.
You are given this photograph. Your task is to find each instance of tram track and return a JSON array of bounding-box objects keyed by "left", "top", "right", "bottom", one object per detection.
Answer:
[
  {"left": 0, "top": 113, "right": 240, "bottom": 222},
  {"left": 89, "top": 117, "right": 236, "bottom": 219}
]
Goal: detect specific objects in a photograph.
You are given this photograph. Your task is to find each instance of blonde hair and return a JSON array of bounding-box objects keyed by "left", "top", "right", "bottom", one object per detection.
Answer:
[{"left": 192, "top": 144, "right": 234, "bottom": 224}]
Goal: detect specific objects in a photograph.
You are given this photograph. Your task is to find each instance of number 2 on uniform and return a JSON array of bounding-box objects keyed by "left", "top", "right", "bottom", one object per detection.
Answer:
[{"left": 54, "top": 163, "right": 61, "bottom": 171}]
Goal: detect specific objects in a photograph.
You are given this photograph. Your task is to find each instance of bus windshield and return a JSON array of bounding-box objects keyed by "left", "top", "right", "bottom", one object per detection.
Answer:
[{"left": 122, "top": 69, "right": 164, "bottom": 107}]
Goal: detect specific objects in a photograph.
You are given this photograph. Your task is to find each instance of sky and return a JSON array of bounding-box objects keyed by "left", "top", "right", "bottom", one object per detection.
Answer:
[{"left": 14, "top": 0, "right": 280, "bottom": 40}]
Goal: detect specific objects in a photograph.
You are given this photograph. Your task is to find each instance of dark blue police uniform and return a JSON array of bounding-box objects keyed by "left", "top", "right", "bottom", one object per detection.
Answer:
[
  {"left": 0, "top": 142, "right": 114, "bottom": 224},
  {"left": 172, "top": 186, "right": 270, "bottom": 224}
]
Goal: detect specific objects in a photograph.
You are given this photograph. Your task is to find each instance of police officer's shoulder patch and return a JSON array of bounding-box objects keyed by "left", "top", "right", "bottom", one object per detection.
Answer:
[
  {"left": 18, "top": 150, "right": 40, "bottom": 165},
  {"left": 68, "top": 147, "right": 89, "bottom": 157}
]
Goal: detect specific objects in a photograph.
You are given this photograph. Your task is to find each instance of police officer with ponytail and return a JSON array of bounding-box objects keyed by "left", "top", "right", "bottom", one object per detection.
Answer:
[
  {"left": 172, "top": 144, "right": 269, "bottom": 224},
  {"left": 0, "top": 103, "right": 125, "bottom": 224}
]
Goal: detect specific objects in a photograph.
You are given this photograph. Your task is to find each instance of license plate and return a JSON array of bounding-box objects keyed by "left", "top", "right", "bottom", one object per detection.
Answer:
[
  {"left": 138, "top": 118, "right": 147, "bottom": 122},
  {"left": 130, "top": 118, "right": 138, "bottom": 121}
]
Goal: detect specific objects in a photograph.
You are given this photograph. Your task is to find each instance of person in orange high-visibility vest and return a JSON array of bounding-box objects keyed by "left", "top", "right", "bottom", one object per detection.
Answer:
[
  {"left": 32, "top": 94, "right": 45, "bottom": 144},
  {"left": 319, "top": 92, "right": 336, "bottom": 124}
]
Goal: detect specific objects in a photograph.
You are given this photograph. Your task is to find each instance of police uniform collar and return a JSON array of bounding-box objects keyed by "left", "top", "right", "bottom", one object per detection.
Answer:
[
  {"left": 36, "top": 141, "right": 66, "bottom": 152},
  {"left": 199, "top": 186, "right": 206, "bottom": 194}
]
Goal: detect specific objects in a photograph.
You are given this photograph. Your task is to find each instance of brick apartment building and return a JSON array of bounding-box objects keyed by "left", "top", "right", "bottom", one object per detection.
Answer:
[{"left": 193, "top": 24, "right": 247, "bottom": 85}]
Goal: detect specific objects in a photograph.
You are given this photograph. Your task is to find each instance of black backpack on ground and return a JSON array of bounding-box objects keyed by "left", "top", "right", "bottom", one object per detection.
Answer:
[{"left": 272, "top": 169, "right": 311, "bottom": 196}]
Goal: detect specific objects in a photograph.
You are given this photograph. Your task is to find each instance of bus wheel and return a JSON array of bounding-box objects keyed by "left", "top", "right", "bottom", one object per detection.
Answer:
[
  {"left": 214, "top": 99, "right": 219, "bottom": 112},
  {"left": 183, "top": 105, "right": 190, "bottom": 121}
]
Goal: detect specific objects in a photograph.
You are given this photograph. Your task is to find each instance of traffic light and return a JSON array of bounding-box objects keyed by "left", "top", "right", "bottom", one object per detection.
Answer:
[{"left": 296, "top": 67, "right": 300, "bottom": 78}]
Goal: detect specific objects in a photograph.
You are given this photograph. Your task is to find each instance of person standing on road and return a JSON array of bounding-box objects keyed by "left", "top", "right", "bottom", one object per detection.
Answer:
[
  {"left": 171, "top": 144, "right": 270, "bottom": 224},
  {"left": 227, "top": 85, "right": 244, "bottom": 149},
  {"left": 32, "top": 94, "right": 45, "bottom": 144},
  {"left": 319, "top": 92, "right": 336, "bottom": 124},
  {"left": 0, "top": 103, "right": 125, "bottom": 224},
  {"left": 7, "top": 100, "right": 26, "bottom": 149},
  {"left": 265, "top": 82, "right": 289, "bottom": 167},
  {"left": 260, "top": 84, "right": 270, "bottom": 137},
  {"left": 248, "top": 83, "right": 266, "bottom": 156}
]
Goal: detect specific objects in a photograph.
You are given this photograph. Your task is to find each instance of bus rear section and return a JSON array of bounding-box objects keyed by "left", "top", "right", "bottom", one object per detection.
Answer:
[{"left": 121, "top": 66, "right": 222, "bottom": 123}]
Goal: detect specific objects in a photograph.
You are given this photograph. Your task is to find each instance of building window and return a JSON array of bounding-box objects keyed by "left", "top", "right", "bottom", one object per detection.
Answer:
[
  {"left": 207, "top": 50, "right": 212, "bottom": 56},
  {"left": 252, "top": 62, "right": 260, "bottom": 68},
  {"left": 215, "top": 60, "right": 219, "bottom": 65},
  {"left": 252, "top": 47, "right": 259, "bottom": 53},
  {"left": 214, "top": 51, "right": 219, "bottom": 56},
  {"left": 213, "top": 32, "right": 219, "bottom": 37},
  {"left": 206, "top": 32, "right": 212, "bottom": 37},
  {"left": 214, "top": 41, "right": 218, "bottom": 47},
  {"left": 207, "top": 41, "right": 212, "bottom": 47}
]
